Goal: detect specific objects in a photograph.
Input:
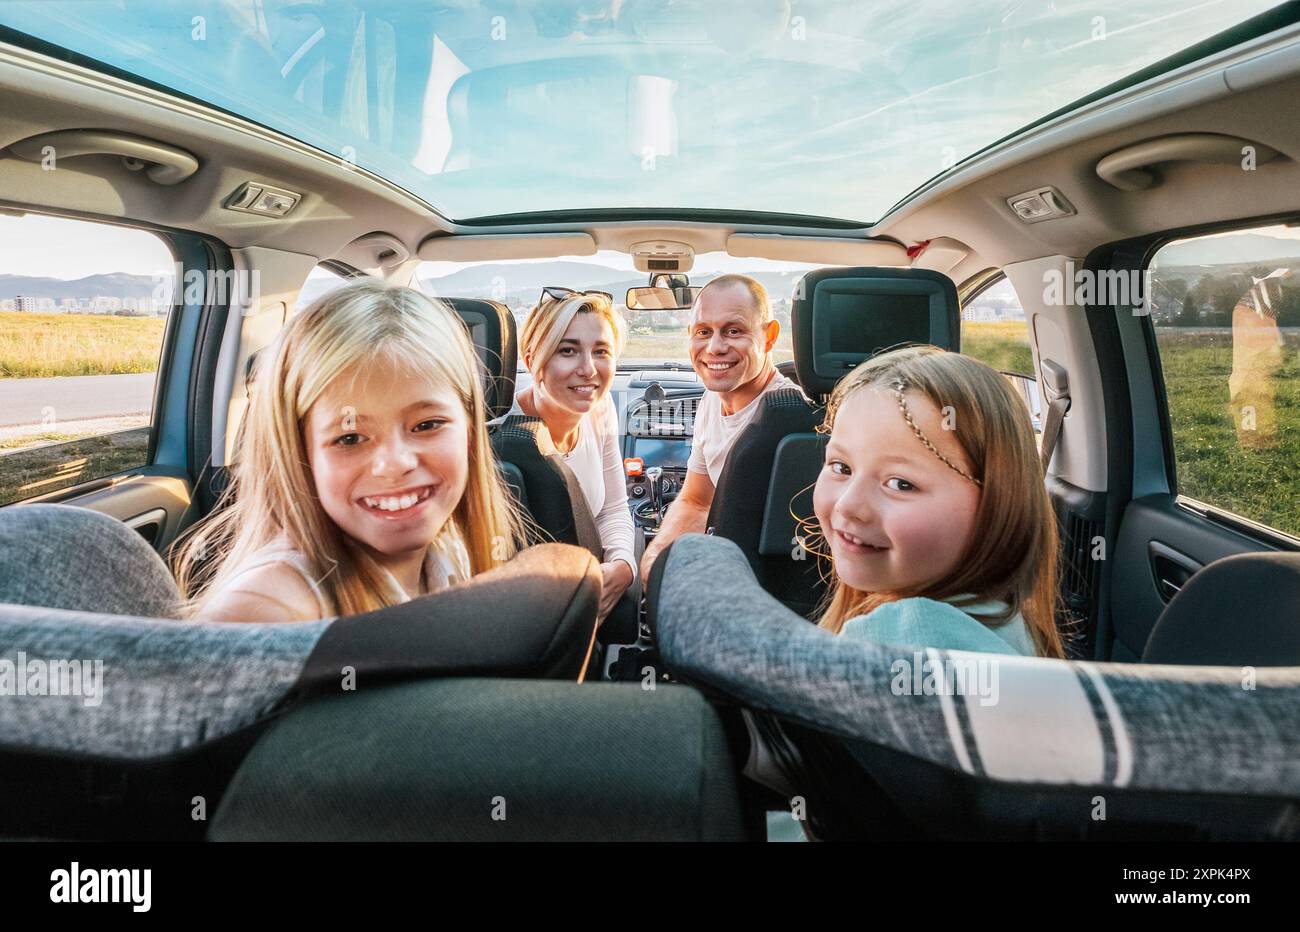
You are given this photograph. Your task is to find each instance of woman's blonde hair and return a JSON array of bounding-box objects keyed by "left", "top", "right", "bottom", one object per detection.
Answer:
[
  {"left": 173, "top": 278, "right": 525, "bottom": 618},
  {"left": 807, "top": 345, "right": 1064, "bottom": 658},
  {"left": 519, "top": 292, "right": 626, "bottom": 379}
]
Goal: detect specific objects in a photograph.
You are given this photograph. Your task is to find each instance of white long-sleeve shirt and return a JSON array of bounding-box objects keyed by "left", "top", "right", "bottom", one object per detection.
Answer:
[{"left": 500, "top": 394, "right": 637, "bottom": 580}]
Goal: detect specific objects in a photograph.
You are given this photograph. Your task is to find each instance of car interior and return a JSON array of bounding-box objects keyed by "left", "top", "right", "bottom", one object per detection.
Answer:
[{"left": 0, "top": 2, "right": 1298, "bottom": 841}]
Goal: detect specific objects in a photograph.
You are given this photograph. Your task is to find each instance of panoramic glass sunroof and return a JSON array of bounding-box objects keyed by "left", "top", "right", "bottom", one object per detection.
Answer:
[{"left": 0, "top": 1, "right": 1285, "bottom": 223}]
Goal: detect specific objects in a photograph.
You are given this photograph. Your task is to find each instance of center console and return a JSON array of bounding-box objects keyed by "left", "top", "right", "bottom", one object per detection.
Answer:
[{"left": 603, "top": 381, "right": 701, "bottom": 681}]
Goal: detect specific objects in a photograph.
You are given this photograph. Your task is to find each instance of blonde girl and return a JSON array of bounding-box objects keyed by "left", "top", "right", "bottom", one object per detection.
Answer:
[{"left": 174, "top": 279, "right": 525, "bottom": 622}]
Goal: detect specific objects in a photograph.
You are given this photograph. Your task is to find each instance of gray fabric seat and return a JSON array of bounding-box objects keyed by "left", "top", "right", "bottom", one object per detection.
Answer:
[
  {"left": 210, "top": 679, "right": 745, "bottom": 841},
  {"left": 0, "top": 503, "right": 602, "bottom": 762},
  {"left": 0, "top": 503, "right": 180, "bottom": 618},
  {"left": 0, "top": 501, "right": 602, "bottom": 839},
  {"left": 651, "top": 535, "right": 1300, "bottom": 819}
]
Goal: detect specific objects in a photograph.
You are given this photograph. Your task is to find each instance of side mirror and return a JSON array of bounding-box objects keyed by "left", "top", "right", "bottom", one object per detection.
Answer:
[{"left": 626, "top": 286, "right": 702, "bottom": 311}]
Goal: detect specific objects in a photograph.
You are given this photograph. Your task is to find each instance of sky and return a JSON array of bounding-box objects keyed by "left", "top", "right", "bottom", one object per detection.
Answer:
[
  {"left": 2, "top": 215, "right": 825, "bottom": 283},
  {"left": 1, "top": 1, "right": 1279, "bottom": 278},
  {"left": 0, "top": 0, "right": 1277, "bottom": 224},
  {"left": 0, "top": 214, "right": 174, "bottom": 280}
]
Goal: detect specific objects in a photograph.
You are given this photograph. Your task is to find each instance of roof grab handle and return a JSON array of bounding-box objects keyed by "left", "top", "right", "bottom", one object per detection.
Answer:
[
  {"left": 7, "top": 129, "right": 199, "bottom": 185},
  {"left": 1096, "top": 133, "right": 1278, "bottom": 191}
]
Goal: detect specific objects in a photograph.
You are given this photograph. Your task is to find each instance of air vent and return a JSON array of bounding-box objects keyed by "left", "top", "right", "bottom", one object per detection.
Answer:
[
  {"left": 627, "top": 395, "right": 699, "bottom": 438},
  {"left": 1058, "top": 511, "right": 1101, "bottom": 657}
]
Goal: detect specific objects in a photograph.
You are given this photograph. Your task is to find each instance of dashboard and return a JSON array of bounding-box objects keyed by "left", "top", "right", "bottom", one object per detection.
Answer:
[{"left": 617, "top": 370, "right": 702, "bottom": 508}]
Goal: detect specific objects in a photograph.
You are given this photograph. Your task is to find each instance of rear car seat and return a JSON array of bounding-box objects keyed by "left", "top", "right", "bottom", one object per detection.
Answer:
[{"left": 650, "top": 533, "right": 1300, "bottom": 840}]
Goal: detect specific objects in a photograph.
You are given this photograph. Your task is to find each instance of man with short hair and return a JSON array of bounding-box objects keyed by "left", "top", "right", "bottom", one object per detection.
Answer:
[{"left": 639, "top": 273, "right": 799, "bottom": 580}]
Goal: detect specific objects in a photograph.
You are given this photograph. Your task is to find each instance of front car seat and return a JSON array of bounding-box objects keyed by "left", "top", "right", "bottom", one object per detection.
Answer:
[
  {"left": 1141, "top": 551, "right": 1300, "bottom": 666},
  {"left": 439, "top": 296, "right": 606, "bottom": 559},
  {"left": 706, "top": 267, "right": 960, "bottom": 618}
]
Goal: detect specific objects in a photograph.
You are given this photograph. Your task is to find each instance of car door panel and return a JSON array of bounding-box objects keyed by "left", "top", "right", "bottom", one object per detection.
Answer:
[
  {"left": 40, "top": 469, "right": 193, "bottom": 552},
  {"left": 1110, "top": 495, "right": 1283, "bottom": 661}
]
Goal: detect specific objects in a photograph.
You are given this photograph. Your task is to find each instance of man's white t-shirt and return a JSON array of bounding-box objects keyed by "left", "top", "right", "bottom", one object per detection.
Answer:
[{"left": 687, "top": 370, "right": 800, "bottom": 486}]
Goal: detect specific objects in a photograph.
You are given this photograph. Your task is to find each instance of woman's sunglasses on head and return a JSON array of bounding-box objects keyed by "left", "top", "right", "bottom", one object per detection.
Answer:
[{"left": 541, "top": 286, "right": 614, "bottom": 305}]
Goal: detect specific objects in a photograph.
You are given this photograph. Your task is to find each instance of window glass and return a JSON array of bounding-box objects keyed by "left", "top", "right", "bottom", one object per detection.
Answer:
[
  {"left": 414, "top": 251, "right": 831, "bottom": 367},
  {"left": 1149, "top": 224, "right": 1300, "bottom": 538},
  {"left": 2, "top": 1, "right": 1278, "bottom": 222},
  {"left": 294, "top": 265, "right": 353, "bottom": 313},
  {"left": 0, "top": 213, "right": 173, "bottom": 505},
  {"left": 961, "top": 276, "right": 1033, "bottom": 377}
]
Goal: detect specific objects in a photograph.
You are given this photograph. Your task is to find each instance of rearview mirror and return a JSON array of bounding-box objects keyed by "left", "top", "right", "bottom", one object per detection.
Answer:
[{"left": 626, "top": 286, "right": 702, "bottom": 311}]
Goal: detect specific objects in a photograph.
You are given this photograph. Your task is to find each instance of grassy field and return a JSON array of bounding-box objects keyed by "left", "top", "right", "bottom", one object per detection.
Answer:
[
  {"left": 962, "top": 320, "right": 1035, "bottom": 376},
  {"left": 0, "top": 311, "right": 165, "bottom": 378},
  {"left": 0, "top": 315, "right": 1293, "bottom": 537},
  {"left": 622, "top": 328, "right": 795, "bottom": 364},
  {"left": 623, "top": 320, "right": 1036, "bottom": 375},
  {"left": 1154, "top": 326, "right": 1299, "bottom": 538}
]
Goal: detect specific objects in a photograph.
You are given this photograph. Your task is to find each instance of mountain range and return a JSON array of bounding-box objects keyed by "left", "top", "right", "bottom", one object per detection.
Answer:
[
  {"left": 13, "top": 231, "right": 1300, "bottom": 305},
  {"left": 0, "top": 272, "right": 167, "bottom": 301},
  {"left": 417, "top": 262, "right": 812, "bottom": 305}
]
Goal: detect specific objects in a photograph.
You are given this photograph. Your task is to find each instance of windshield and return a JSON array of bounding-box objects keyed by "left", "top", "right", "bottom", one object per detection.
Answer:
[
  {"left": 416, "top": 252, "right": 829, "bottom": 367},
  {"left": 1, "top": 1, "right": 1282, "bottom": 223}
]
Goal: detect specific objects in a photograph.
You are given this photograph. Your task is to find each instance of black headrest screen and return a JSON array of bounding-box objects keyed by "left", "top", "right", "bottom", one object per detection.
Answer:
[
  {"left": 823, "top": 292, "right": 932, "bottom": 350},
  {"left": 793, "top": 267, "right": 960, "bottom": 398},
  {"left": 462, "top": 319, "right": 488, "bottom": 373}
]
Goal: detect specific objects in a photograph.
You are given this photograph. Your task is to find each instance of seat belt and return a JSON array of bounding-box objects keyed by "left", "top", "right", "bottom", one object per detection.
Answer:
[{"left": 1038, "top": 358, "right": 1070, "bottom": 475}]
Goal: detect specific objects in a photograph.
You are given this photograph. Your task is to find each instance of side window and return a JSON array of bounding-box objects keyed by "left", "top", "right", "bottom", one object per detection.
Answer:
[
  {"left": 0, "top": 213, "right": 173, "bottom": 506},
  {"left": 293, "top": 265, "right": 353, "bottom": 313},
  {"left": 961, "top": 275, "right": 1041, "bottom": 436},
  {"left": 961, "top": 276, "right": 1033, "bottom": 375},
  {"left": 1149, "top": 224, "right": 1300, "bottom": 538}
]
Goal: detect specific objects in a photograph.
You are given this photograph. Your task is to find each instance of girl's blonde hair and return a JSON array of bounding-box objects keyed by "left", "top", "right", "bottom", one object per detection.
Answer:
[
  {"left": 808, "top": 345, "right": 1064, "bottom": 659},
  {"left": 173, "top": 278, "right": 525, "bottom": 618},
  {"left": 519, "top": 292, "right": 626, "bottom": 379}
]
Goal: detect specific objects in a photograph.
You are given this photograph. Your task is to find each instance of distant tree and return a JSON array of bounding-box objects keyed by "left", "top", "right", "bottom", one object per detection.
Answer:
[
  {"left": 1278, "top": 285, "right": 1300, "bottom": 327},
  {"left": 1176, "top": 274, "right": 1218, "bottom": 326}
]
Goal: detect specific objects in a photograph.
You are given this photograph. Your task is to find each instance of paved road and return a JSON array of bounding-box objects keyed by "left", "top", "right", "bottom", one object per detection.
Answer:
[{"left": 0, "top": 373, "right": 154, "bottom": 428}]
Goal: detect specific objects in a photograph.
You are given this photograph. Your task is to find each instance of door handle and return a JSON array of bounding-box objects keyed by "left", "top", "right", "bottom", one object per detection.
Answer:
[{"left": 1148, "top": 541, "right": 1202, "bottom": 604}]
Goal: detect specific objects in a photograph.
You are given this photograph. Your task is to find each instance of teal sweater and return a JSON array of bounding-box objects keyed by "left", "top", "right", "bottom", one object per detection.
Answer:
[{"left": 840, "top": 596, "right": 1036, "bottom": 656}]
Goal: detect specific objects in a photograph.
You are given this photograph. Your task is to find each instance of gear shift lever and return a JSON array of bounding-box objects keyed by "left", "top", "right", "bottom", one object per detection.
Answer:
[{"left": 646, "top": 466, "right": 664, "bottom": 524}]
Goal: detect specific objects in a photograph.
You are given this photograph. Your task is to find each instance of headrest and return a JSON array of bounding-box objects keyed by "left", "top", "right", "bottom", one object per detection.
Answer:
[
  {"left": 0, "top": 504, "right": 180, "bottom": 617},
  {"left": 1142, "top": 552, "right": 1300, "bottom": 666},
  {"left": 791, "top": 267, "right": 960, "bottom": 397},
  {"left": 440, "top": 297, "right": 518, "bottom": 420}
]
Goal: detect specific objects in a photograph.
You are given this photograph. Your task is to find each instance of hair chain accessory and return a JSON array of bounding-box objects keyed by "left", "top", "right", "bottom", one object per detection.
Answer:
[{"left": 890, "top": 378, "right": 982, "bottom": 486}]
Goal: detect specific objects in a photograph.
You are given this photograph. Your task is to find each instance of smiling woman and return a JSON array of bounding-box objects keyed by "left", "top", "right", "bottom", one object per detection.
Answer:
[
  {"left": 0, "top": 0, "right": 1282, "bottom": 223},
  {"left": 509, "top": 289, "right": 637, "bottom": 624}
]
